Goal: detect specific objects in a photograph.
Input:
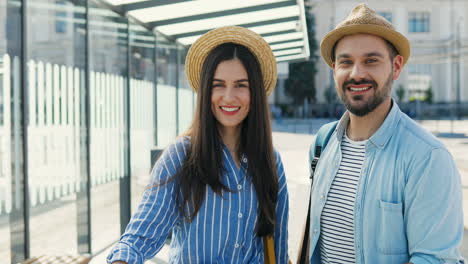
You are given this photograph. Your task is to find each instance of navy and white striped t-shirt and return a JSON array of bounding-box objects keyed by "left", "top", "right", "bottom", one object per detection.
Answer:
[
  {"left": 107, "top": 137, "right": 289, "bottom": 264},
  {"left": 319, "top": 133, "right": 366, "bottom": 264}
]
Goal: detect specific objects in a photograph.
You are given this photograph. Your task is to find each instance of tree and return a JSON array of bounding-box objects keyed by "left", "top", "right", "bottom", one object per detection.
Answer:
[
  {"left": 424, "top": 83, "right": 433, "bottom": 104},
  {"left": 284, "top": 3, "right": 318, "bottom": 105},
  {"left": 324, "top": 85, "right": 337, "bottom": 104},
  {"left": 396, "top": 84, "right": 405, "bottom": 102}
]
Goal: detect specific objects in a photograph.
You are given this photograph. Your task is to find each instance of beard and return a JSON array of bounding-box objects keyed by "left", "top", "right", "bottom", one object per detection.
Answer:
[{"left": 338, "top": 72, "right": 393, "bottom": 117}]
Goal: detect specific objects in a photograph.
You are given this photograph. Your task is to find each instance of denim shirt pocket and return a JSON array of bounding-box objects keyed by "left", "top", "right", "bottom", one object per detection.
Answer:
[{"left": 377, "top": 200, "right": 408, "bottom": 255}]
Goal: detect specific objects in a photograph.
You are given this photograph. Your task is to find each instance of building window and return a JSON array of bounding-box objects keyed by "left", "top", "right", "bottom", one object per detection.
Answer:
[
  {"left": 55, "top": 0, "right": 67, "bottom": 33},
  {"left": 408, "top": 12, "right": 430, "bottom": 33},
  {"left": 378, "top": 12, "right": 392, "bottom": 23},
  {"left": 407, "top": 64, "right": 432, "bottom": 100}
]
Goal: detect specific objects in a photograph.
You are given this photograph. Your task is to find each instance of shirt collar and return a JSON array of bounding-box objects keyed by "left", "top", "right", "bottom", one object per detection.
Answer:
[{"left": 334, "top": 100, "right": 402, "bottom": 149}]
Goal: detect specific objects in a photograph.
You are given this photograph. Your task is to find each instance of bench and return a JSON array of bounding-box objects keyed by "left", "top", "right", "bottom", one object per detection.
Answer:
[{"left": 22, "top": 255, "right": 91, "bottom": 264}]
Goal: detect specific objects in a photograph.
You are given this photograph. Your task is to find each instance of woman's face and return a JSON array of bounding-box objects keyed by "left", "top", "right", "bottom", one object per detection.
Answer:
[{"left": 211, "top": 58, "right": 251, "bottom": 132}]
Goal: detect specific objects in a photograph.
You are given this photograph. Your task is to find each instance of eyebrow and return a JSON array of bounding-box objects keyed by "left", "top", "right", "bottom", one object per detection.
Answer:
[
  {"left": 336, "top": 54, "right": 351, "bottom": 60},
  {"left": 213, "top": 78, "right": 249, "bottom": 83},
  {"left": 336, "top": 52, "right": 385, "bottom": 60},
  {"left": 365, "top": 52, "right": 385, "bottom": 58}
]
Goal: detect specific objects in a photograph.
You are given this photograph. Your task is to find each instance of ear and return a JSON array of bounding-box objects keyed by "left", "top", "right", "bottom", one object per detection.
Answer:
[
  {"left": 332, "top": 62, "right": 336, "bottom": 77},
  {"left": 392, "top": 55, "right": 404, "bottom": 80}
]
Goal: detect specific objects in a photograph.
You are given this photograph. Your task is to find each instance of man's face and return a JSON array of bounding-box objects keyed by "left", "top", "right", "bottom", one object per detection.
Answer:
[{"left": 332, "top": 34, "right": 403, "bottom": 117}]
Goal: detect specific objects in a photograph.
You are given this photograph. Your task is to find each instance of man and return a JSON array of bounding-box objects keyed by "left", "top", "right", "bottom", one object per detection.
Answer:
[{"left": 308, "top": 4, "right": 464, "bottom": 264}]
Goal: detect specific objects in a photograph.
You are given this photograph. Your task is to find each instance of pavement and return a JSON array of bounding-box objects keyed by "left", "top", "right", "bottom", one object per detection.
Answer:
[{"left": 90, "top": 118, "right": 468, "bottom": 263}]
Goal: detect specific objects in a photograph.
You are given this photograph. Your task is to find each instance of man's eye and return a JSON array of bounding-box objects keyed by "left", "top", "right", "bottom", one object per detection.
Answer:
[
  {"left": 339, "top": 60, "right": 352, "bottom": 65},
  {"left": 366, "top": 58, "right": 378, "bottom": 63}
]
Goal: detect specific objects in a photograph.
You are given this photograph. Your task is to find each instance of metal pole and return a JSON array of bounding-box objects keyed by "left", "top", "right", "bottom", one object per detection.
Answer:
[
  {"left": 14, "top": 0, "right": 30, "bottom": 261},
  {"left": 77, "top": 0, "right": 92, "bottom": 254},
  {"left": 175, "top": 46, "right": 180, "bottom": 136},
  {"left": 328, "top": 0, "right": 336, "bottom": 117},
  {"left": 120, "top": 17, "right": 132, "bottom": 234},
  {"left": 153, "top": 33, "right": 158, "bottom": 147},
  {"left": 85, "top": 0, "right": 92, "bottom": 253},
  {"left": 456, "top": 18, "right": 461, "bottom": 120}
]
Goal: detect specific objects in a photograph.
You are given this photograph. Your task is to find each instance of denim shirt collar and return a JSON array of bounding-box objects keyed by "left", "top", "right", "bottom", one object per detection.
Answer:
[{"left": 335, "top": 100, "right": 402, "bottom": 149}]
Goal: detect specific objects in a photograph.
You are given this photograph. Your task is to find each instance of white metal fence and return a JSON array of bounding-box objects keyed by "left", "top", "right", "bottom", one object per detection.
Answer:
[{"left": 0, "top": 54, "right": 157, "bottom": 215}]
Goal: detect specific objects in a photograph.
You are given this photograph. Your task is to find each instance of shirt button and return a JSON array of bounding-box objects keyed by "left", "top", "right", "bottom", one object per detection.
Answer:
[
  {"left": 237, "top": 184, "right": 242, "bottom": 190},
  {"left": 234, "top": 243, "right": 239, "bottom": 248},
  {"left": 313, "top": 229, "right": 318, "bottom": 234},
  {"left": 238, "top": 213, "right": 243, "bottom": 218},
  {"left": 242, "top": 157, "right": 248, "bottom": 163},
  {"left": 320, "top": 194, "right": 325, "bottom": 200}
]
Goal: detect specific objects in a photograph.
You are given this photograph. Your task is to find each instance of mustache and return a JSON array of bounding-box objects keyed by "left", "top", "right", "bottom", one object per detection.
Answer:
[{"left": 342, "top": 79, "right": 378, "bottom": 89}]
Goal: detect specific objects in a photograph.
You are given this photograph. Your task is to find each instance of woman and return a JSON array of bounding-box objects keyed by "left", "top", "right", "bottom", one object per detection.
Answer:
[{"left": 107, "top": 26, "right": 289, "bottom": 264}]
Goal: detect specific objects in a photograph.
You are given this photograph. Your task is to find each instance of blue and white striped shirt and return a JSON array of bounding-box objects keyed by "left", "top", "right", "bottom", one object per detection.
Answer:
[
  {"left": 107, "top": 137, "right": 289, "bottom": 264},
  {"left": 319, "top": 134, "right": 366, "bottom": 264}
]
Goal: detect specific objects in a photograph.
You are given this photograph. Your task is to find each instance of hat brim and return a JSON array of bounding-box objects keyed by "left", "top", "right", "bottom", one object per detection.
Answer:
[
  {"left": 320, "top": 24, "right": 410, "bottom": 68},
  {"left": 185, "top": 26, "right": 277, "bottom": 96}
]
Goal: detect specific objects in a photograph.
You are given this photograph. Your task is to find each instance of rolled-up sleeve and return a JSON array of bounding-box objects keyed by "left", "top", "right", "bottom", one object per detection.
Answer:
[
  {"left": 107, "top": 143, "right": 184, "bottom": 264},
  {"left": 274, "top": 152, "right": 290, "bottom": 264},
  {"left": 405, "top": 148, "right": 464, "bottom": 264}
]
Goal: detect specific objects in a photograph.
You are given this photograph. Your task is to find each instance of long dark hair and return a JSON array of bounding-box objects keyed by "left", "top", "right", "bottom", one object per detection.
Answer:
[{"left": 175, "top": 43, "right": 278, "bottom": 237}]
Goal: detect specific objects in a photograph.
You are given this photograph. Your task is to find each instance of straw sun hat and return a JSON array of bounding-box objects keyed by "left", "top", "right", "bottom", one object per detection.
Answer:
[
  {"left": 320, "top": 3, "right": 410, "bottom": 68},
  {"left": 185, "top": 26, "right": 277, "bottom": 96}
]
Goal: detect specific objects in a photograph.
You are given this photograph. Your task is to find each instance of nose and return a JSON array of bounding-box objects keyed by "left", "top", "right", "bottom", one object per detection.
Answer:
[
  {"left": 222, "top": 85, "right": 236, "bottom": 102},
  {"left": 349, "top": 63, "right": 366, "bottom": 80}
]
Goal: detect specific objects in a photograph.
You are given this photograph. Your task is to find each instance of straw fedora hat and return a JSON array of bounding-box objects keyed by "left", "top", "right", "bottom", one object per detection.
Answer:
[
  {"left": 320, "top": 3, "right": 410, "bottom": 68},
  {"left": 185, "top": 26, "right": 277, "bottom": 96}
]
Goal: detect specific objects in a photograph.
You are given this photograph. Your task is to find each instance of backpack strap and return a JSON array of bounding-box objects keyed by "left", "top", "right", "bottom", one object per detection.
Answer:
[
  {"left": 309, "top": 121, "right": 339, "bottom": 179},
  {"left": 298, "top": 121, "right": 338, "bottom": 264}
]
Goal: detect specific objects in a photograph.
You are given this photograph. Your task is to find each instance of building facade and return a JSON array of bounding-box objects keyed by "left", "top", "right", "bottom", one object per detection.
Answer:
[{"left": 312, "top": 0, "right": 468, "bottom": 104}]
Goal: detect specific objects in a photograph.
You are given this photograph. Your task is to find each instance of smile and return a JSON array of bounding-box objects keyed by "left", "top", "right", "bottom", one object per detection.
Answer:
[
  {"left": 347, "top": 84, "right": 373, "bottom": 93},
  {"left": 220, "top": 106, "right": 240, "bottom": 112},
  {"left": 349, "top": 86, "right": 371, "bottom": 92}
]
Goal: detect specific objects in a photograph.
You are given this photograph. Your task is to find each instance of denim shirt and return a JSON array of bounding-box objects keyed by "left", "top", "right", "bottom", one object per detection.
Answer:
[{"left": 309, "top": 103, "right": 464, "bottom": 264}]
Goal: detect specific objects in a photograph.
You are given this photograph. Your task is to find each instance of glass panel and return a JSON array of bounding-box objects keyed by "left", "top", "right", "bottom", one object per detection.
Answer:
[
  {"left": 156, "top": 33, "right": 177, "bottom": 147},
  {"left": 156, "top": 5, "right": 300, "bottom": 36},
  {"left": 378, "top": 12, "right": 392, "bottom": 23},
  {"left": 407, "top": 64, "right": 432, "bottom": 100},
  {"left": 424, "top": 13, "right": 430, "bottom": 32},
  {"left": 89, "top": 0, "right": 127, "bottom": 253},
  {"left": 26, "top": 0, "right": 86, "bottom": 256},
  {"left": 129, "top": 21, "right": 155, "bottom": 213},
  {"left": 0, "top": 0, "right": 22, "bottom": 262},
  {"left": 408, "top": 12, "right": 430, "bottom": 33},
  {"left": 177, "top": 47, "right": 193, "bottom": 134},
  {"left": 131, "top": 0, "right": 288, "bottom": 24}
]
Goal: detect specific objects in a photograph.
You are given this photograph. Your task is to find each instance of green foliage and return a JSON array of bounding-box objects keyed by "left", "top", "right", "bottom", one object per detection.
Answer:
[
  {"left": 284, "top": 4, "right": 318, "bottom": 104},
  {"left": 276, "top": 103, "right": 294, "bottom": 117},
  {"left": 424, "top": 84, "right": 433, "bottom": 104},
  {"left": 324, "top": 85, "right": 337, "bottom": 104},
  {"left": 396, "top": 84, "right": 405, "bottom": 102}
]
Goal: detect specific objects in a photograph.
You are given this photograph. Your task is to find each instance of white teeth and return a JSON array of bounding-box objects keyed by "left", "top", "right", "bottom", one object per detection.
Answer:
[
  {"left": 349, "top": 86, "right": 371, "bottom": 91},
  {"left": 221, "top": 106, "right": 240, "bottom": 112}
]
